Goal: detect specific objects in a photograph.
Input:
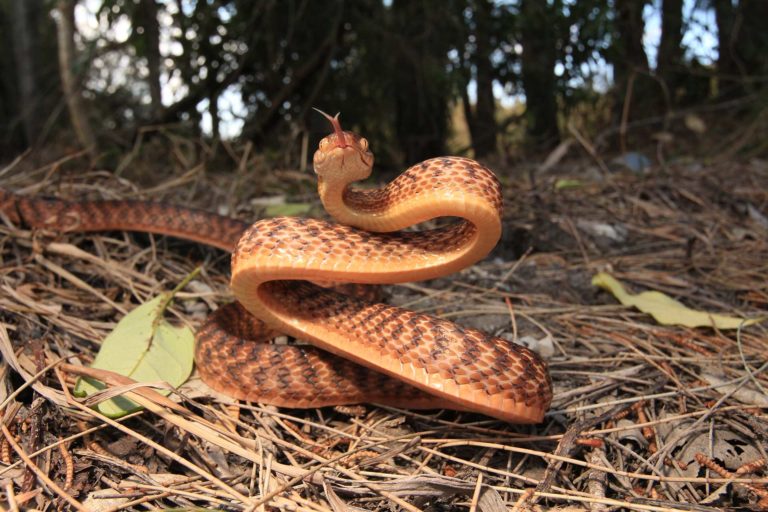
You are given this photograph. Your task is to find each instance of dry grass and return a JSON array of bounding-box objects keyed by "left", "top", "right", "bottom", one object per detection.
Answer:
[{"left": 0, "top": 129, "right": 767, "bottom": 511}]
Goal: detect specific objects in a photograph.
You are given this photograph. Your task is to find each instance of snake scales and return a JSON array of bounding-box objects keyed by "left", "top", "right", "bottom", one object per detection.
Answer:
[{"left": 0, "top": 115, "right": 552, "bottom": 423}]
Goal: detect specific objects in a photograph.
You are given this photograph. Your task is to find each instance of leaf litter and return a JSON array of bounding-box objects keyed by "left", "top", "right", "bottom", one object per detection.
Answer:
[{"left": 0, "top": 135, "right": 767, "bottom": 510}]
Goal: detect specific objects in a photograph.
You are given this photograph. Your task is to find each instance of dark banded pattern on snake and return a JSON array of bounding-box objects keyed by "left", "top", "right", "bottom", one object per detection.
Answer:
[{"left": 0, "top": 115, "right": 553, "bottom": 423}]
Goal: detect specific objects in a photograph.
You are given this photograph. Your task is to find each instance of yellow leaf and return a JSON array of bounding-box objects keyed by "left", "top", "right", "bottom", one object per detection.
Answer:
[{"left": 592, "top": 272, "right": 761, "bottom": 329}]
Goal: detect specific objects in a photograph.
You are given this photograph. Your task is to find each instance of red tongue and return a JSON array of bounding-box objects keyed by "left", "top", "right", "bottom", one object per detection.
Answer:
[{"left": 313, "top": 108, "right": 348, "bottom": 148}]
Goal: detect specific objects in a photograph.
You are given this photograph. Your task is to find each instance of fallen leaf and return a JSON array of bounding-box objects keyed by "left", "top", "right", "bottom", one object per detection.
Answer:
[
  {"left": 83, "top": 489, "right": 130, "bottom": 511},
  {"left": 554, "top": 178, "right": 583, "bottom": 190},
  {"left": 702, "top": 373, "right": 768, "bottom": 407},
  {"left": 656, "top": 413, "right": 763, "bottom": 492},
  {"left": 685, "top": 113, "right": 707, "bottom": 134},
  {"left": 510, "top": 334, "right": 556, "bottom": 358},
  {"left": 576, "top": 219, "right": 628, "bottom": 242},
  {"left": 592, "top": 272, "right": 761, "bottom": 329},
  {"left": 74, "top": 276, "right": 196, "bottom": 417}
]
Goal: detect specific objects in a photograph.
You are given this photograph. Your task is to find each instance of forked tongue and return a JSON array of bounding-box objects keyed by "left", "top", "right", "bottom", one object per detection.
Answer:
[{"left": 313, "top": 108, "right": 348, "bottom": 148}]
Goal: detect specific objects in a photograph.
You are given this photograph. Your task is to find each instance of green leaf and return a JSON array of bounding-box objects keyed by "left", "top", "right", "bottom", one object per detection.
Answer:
[
  {"left": 74, "top": 279, "right": 196, "bottom": 418},
  {"left": 592, "top": 272, "right": 762, "bottom": 330},
  {"left": 264, "top": 202, "right": 312, "bottom": 217},
  {"left": 554, "top": 178, "right": 583, "bottom": 190}
]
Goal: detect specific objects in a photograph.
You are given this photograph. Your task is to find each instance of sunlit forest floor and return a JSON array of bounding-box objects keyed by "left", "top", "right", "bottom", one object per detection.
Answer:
[{"left": 1, "top": 120, "right": 767, "bottom": 510}]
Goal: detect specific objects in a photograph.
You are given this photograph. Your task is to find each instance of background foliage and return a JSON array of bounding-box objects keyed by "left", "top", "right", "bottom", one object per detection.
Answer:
[{"left": 0, "top": 0, "right": 766, "bottom": 170}]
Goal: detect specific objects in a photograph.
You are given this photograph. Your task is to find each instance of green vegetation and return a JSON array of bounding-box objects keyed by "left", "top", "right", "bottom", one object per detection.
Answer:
[{"left": 1, "top": 0, "right": 766, "bottom": 168}]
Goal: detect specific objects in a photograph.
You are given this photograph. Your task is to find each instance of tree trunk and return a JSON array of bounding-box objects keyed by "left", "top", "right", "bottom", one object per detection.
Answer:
[
  {"left": 11, "top": 0, "right": 43, "bottom": 147},
  {"left": 611, "top": 0, "right": 653, "bottom": 140},
  {"left": 470, "top": 0, "right": 497, "bottom": 158},
  {"left": 613, "top": 0, "right": 649, "bottom": 88},
  {"left": 138, "top": 0, "right": 163, "bottom": 116},
  {"left": 0, "top": 3, "right": 22, "bottom": 152},
  {"left": 657, "top": 0, "right": 683, "bottom": 102},
  {"left": 209, "top": 93, "right": 220, "bottom": 140},
  {"left": 390, "top": 0, "right": 453, "bottom": 163},
  {"left": 55, "top": 0, "right": 97, "bottom": 156},
  {"left": 713, "top": 0, "right": 768, "bottom": 98},
  {"left": 713, "top": 0, "right": 741, "bottom": 97},
  {"left": 737, "top": 0, "right": 768, "bottom": 92},
  {"left": 520, "top": 0, "right": 559, "bottom": 149}
]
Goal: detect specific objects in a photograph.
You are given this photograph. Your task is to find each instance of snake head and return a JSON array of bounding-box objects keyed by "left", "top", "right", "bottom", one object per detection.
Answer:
[{"left": 313, "top": 109, "right": 374, "bottom": 182}]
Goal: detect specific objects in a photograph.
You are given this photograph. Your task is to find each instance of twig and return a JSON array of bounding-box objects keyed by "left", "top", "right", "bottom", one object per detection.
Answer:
[{"left": 0, "top": 422, "right": 87, "bottom": 511}]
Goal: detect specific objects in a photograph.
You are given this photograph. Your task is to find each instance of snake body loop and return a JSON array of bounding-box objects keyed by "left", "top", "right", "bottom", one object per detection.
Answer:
[{"left": 0, "top": 121, "right": 552, "bottom": 423}]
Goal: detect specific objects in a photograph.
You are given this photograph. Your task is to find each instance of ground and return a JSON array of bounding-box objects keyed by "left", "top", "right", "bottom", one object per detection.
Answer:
[{"left": 0, "top": 136, "right": 767, "bottom": 510}]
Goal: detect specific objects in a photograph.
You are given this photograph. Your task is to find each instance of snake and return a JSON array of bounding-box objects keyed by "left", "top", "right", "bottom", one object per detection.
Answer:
[{"left": 0, "top": 113, "right": 552, "bottom": 423}]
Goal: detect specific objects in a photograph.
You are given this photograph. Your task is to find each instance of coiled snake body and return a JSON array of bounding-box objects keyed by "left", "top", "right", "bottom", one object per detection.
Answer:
[{"left": 0, "top": 117, "right": 552, "bottom": 423}]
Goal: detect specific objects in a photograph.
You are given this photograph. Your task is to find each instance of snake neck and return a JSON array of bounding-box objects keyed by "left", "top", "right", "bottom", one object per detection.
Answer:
[
  {"left": 317, "top": 157, "right": 504, "bottom": 242},
  {"left": 317, "top": 175, "right": 382, "bottom": 231}
]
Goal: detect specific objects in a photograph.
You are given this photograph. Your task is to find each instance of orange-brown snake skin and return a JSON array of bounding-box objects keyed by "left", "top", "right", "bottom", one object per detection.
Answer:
[{"left": 0, "top": 116, "right": 552, "bottom": 423}]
